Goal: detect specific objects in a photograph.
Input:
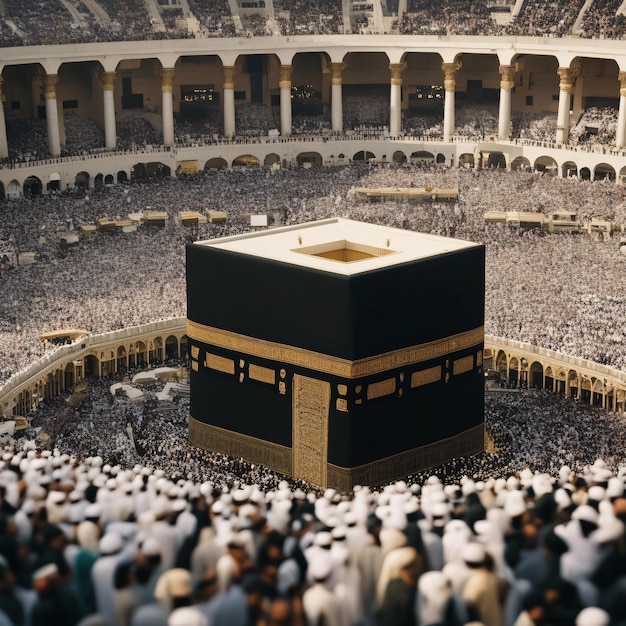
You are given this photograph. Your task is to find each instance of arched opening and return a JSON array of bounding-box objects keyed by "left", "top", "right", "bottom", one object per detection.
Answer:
[
  {"left": 117, "top": 346, "right": 127, "bottom": 375},
  {"left": 352, "top": 150, "right": 376, "bottom": 162},
  {"left": 534, "top": 156, "right": 558, "bottom": 175},
  {"left": 459, "top": 153, "right": 475, "bottom": 168},
  {"left": 64, "top": 362, "right": 75, "bottom": 390},
  {"left": 510, "top": 157, "right": 530, "bottom": 172},
  {"left": 567, "top": 370, "right": 579, "bottom": 399},
  {"left": 117, "top": 171, "right": 128, "bottom": 184},
  {"left": 152, "top": 336, "right": 163, "bottom": 362},
  {"left": 410, "top": 151, "right": 434, "bottom": 163},
  {"left": 579, "top": 167, "right": 591, "bottom": 181},
  {"left": 296, "top": 152, "right": 322, "bottom": 168},
  {"left": 594, "top": 163, "right": 615, "bottom": 182},
  {"left": 47, "top": 172, "right": 61, "bottom": 193},
  {"left": 486, "top": 152, "right": 506, "bottom": 169},
  {"left": 135, "top": 341, "right": 147, "bottom": 368},
  {"left": 529, "top": 361, "right": 544, "bottom": 389},
  {"left": 592, "top": 379, "right": 605, "bottom": 407},
  {"left": 84, "top": 355, "right": 99, "bottom": 378},
  {"left": 94, "top": 173, "right": 104, "bottom": 188},
  {"left": 562, "top": 161, "right": 578, "bottom": 179},
  {"left": 180, "top": 335, "right": 189, "bottom": 360},
  {"left": 544, "top": 366, "right": 554, "bottom": 392},
  {"left": 23, "top": 176, "right": 42, "bottom": 198},
  {"left": 264, "top": 153, "right": 280, "bottom": 169},
  {"left": 7, "top": 180, "right": 21, "bottom": 200},
  {"left": 436, "top": 153, "right": 446, "bottom": 164},
  {"left": 232, "top": 154, "right": 260, "bottom": 169},
  {"left": 580, "top": 377, "right": 592, "bottom": 404},
  {"left": 508, "top": 357, "right": 519, "bottom": 387},
  {"left": 496, "top": 350, "right": 507, "bottom": 382},
  {"left": 0, "top": 181, "right": 5, "bottom": 201},
  {"left": 165, "top": 335, "right": 179, "bottom": 360},
  {"left": 75, "top": 171, "right": 90, "bottom": 189},
  {"left": 393, "top": 151, "right": 407, "bottom": 164},
  {"left": 131, "top": 162, "right": 171, "bottom": 181},
  {"left": 204, "top": 158, "right": 228, "bottom": 170},
  {"left": 100, "top": 349, "right": 115, "bottom": 377},
  {"left": 620, "top": 165, "right": 626, "bottom": 186}
]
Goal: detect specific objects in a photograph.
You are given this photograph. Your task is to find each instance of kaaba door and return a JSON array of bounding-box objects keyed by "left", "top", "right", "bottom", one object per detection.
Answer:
[{"left": 292, "top": 374, "right": 330, "bottom": 488}]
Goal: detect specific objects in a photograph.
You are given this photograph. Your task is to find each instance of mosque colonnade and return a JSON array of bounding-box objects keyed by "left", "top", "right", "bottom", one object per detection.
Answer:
[
  {"left": 1, "top": 318, "right": 188, "bottom": 418},
  {"left": 2, "top": 325, "right": 625, "bottom": 420},
  {"left": 1, "top": 37, "right": 626, "bottom": 156}
]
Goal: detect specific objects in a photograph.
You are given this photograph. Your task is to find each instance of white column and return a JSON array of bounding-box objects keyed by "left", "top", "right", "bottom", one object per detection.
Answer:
[
  {"left": 161, "top": 68, "right": 175, "bottom": 146},
  {"left": 389, "top": 62, "right": 406, "bottom": 138},
  {"left": 330, "top": 62, "right": 345, "bottom": 133},
  {"left": 44, "top": 75, "right": 61, "bottom": 156},
  {"left": 101, "top": 71, "right": 117, "bottom": 149},
  {"left": 0, "top": 77, "right": 8, "bottom": 158},
  {"left": 498, "top": 65, "right": 515, "bottom": 141},
  {"left": 279, "top": 65, "right": 292, "bottom": 137},
  {"left": 556, "top": 67, "right": 575, "bottom": 145},
  {"left": 617, "top": 71, "right": 626, "bottom": 149},
  {"left": 442, "top": 62, "right": 460, "bottom": 142},
  {"left": 223, "top": 66, "right": 236, "bottom": 138}
]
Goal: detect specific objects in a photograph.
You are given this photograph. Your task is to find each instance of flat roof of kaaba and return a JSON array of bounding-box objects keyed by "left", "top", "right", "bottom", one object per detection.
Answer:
[{"left": 193, "top": 218, "right": 480, "bottom": 276}]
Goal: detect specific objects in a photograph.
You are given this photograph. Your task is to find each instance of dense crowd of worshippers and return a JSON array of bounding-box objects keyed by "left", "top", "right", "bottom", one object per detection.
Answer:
[
  {"left": 2, "top": 100, "right": 622, "bottom": 166},
  {"left": 0, "top": 162, "right": 625, "bottom": 386},
  {"left": 0, "top": 373, "right": 625, "bottom": 626},
  {"left": 2, "top": 0, "right": 626, "bottom": 46}
]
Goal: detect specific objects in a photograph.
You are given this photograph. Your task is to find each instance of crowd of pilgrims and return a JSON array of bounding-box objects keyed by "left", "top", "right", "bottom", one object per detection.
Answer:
[
  {"left": 2, "top": 0, "right": 626, "bottom": 46},
  {"left": 0, "top": 376, "right": 625, "bottom": 625},
  {"left": 1, "top": 161, "right": 626, "bottom": 387},
  {"left": 3, "top": 101, "right": 623, "bottom": 167},
  {"left": 0, "top": 161, "right": 624, "bottom": 625}
]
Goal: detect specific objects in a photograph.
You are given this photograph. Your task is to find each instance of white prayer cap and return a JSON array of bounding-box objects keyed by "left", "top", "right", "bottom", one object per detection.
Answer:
[
  {"left": 76, "top": 521, "right": 100, "bottom": 552},
  {"left": 505, "top": 491, "right": 527, "bottom": 518},
  {"left": 32, "top": 563, "right": 58, "bottom": 581},
  {"left": 607, "top": 477, "right": 624, "bottom": 499},
  {"left": 99, "top": 532, "right": 123, "bottom": 555},
  {"left": 461, "top": 542, "right": 486, "bottom": 565},
  {"left": 168, "top": 607, "right": 208, "bottom": 626},
  {"left": 575, "top": 608, "right": 610, "bottom": 626},
  {"left": 588, "top": 486, "right": 606, "bottom": 502},
  {"left": 154, "top": 568, "right": 193, "bottom": 609},
  {"left": 572, "top": 505, "right": 599, "bottom": 524},
  {"left": 141, "top": 536, "right": 162, "bottom": 557},
  {"left": 308, "top": 554, "right": 333, "bottom": 581}
]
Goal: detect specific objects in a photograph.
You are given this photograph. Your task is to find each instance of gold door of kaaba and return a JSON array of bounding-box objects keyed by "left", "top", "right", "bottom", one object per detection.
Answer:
[{"left": 292, "top": 374, "right": 330, "bottom": 487}]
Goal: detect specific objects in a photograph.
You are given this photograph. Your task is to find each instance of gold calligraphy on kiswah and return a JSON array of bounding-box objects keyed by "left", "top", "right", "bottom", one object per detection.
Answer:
[{"left": 187, "top": 320, "right": 483, "bottom": 379}]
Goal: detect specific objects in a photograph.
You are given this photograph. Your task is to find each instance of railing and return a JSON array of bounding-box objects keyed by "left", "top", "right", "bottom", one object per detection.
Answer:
[
  {"left": 2, "top": 324, "right": 625, "bottom": 417},
  {"left": 0, "top": 317, "right": 186, "bottom": 416},
  {"left": 2, "top": 133, "right": 626, "bottom": 171}
]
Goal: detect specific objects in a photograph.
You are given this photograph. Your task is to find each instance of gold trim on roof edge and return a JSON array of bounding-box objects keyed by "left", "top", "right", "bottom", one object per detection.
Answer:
[{"left": 187, "top": 320, "right": 483, "bottom": 379}]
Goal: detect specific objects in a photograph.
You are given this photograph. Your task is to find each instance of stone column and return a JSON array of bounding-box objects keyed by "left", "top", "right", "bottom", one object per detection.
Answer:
[
  {"left": 101, "top": 71, "right": 117, "bottom": 149},
  {"left": 43, "top": 75, "right": 61, "bottom": 156},
  {"left": 556, "top": 67, "right": 576, "bottom": 145},
  {"left": 0, "top": 77, "right": 8, "bottom": 158},
  {"left": 617, "top": 71, "right": 626, "bottom": 149},
  {"left": 498, "top": 65, "right": 515, "bottom": 141},
  {"left": 330, "top": 62, "right": 345, "bottom": 133},
  {"left": 389, "top": 62, "right": 406, "bottom": 138},
  {"left": 223, "top": 66, "right": 236, "bottom": 138},
  {"left": 279, "top": 65, "right": 292, "bottom": 137},
  {"left": 161, "top": 68, "right": 175, "bottom": 146},
  {"left": 442, "top": 61, "right": 460, "bottom": 142}
]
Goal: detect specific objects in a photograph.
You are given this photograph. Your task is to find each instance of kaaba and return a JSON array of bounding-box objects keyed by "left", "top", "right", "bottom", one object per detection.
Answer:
[{"left": 186, "top": 218, "right": 485, "bottom": 491}]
